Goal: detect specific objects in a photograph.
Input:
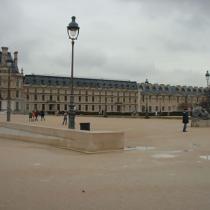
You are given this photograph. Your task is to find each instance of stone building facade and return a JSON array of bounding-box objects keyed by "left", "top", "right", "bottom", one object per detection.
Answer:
[
  {"left": 23, "top": 75, "right": 138, "bottom": 114},
  {"left": 138, "top": 81, "right": 207, "bottom": 115},
  {"left": 0, "top": 47, "right": 207, "bottom": 115},
  {"left": 0, "top": 47, "right": 24, "bottom": 112}
]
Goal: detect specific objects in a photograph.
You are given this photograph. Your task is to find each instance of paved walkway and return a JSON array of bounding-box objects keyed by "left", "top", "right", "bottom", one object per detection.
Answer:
[{"left": 0, "top": 114, "right": 210, "bottom": 210}]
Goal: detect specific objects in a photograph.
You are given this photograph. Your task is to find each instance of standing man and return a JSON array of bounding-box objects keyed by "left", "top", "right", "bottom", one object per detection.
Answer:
[
  {"left": 62, "top": 112, "right": 68, "bottom": 125},
  {"left": 40, "top": 110, "right": 45, "bottom": 121},
  {"left": 182, "top": 108, "right": 189, "bottom": 132}
]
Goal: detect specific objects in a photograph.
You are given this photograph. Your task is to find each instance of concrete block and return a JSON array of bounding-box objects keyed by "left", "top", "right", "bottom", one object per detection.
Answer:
[
  {"left": 191, "top": 119, "right": 210, "bottom": 127},
  {"left": 0, "top": 122, "right": 125, "bottom": 153}
]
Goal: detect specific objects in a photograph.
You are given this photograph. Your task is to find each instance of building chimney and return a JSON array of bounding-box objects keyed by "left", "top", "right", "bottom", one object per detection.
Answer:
[
  {"left": 21, "top": 68, "right": 24, "bottom": 75},
  {"left": 1, "top": 47, "right": 8, "bottom": 65},
  {"left": 14, "top": 51, "right": 18, "bottom": 66}
]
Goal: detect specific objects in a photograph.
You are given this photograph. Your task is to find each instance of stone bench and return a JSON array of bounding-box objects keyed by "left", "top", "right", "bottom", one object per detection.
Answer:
[{"left": 0, "top": 122, "right": 125, "bottom": 153}]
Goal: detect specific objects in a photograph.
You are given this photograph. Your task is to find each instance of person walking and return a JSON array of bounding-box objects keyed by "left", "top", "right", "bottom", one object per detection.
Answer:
[
  {"left": 29, "top": 112, "right": 32, "bottom": 122},
  {"left": 40, "top": 110, "right": 45, "bottom": 121},
  {"left": 62, "top": 112, "right": 68, "bottom": 125},
  {"left": 182, "top": 108, "right": 189, "bottom": 132},
  {"left": 32, "top": 111, "right": 36, "bottom": 121},
  {"left": 35, "top": 110, "right": 39, "bottom": 121}
]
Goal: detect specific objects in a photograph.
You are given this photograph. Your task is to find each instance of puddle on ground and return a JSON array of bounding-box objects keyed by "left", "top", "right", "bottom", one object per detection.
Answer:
[
  {"left": 200, "top": 155, "right": 210, "bottom": 160},
  {"left": 152, "top": 153, "right": 176, "bottom": 158},
  {"left": 125, "top": 146, "right": 155, "bottom": 151}
]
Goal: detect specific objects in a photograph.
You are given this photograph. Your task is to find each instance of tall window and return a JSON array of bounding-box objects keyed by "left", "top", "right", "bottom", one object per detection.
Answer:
[
  {"left": 64, "top": 104, "right": 67, "bottom": 110},
  {"left": 177, "top": 97, "right": 179, "bottom": 103},
  {"left": 16, "top": 91, "right": 19, "bottom": 98},
  {"left": 16, "top": 102, "right": 19, "bottom": 111},
  {"left": 149, "top": 106, "right": 152, "bottom": 112},
  {"left": 57, "top": 104, "right": 60, "bottom": 111}
]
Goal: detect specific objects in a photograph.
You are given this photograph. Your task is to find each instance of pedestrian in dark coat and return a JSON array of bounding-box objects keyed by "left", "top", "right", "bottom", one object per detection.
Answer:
[
  {"left": 29, "top": 112, "right": 32, "bottom": 122},
  {"left": 182, "top": 109, "right": 189, "bottom": 132},
  {"left": 40, "top": 110, "right": 45, "bottom": 121}
]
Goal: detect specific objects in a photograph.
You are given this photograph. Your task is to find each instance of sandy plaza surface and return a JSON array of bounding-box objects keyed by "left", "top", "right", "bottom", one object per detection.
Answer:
[{"left": 0, "top": 113, "right": 210, "bottom": 210}]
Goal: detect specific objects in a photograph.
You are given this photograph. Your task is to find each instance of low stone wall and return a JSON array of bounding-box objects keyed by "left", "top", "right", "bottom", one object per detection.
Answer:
[
  {"left": 0, "top": 122, "right": 125, "bottom": 153},
  {"left": 191, "top": 118, "right": 210, "bottom": 127}
]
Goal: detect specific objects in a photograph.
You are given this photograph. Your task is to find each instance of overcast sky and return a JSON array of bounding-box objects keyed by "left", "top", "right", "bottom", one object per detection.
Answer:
[{"left": 1, "top": 0, "right": 210, "bottom": 87}]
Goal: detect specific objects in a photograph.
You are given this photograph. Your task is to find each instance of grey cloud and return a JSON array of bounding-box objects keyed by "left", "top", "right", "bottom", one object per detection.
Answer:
[
  {"left": 1, "top": 0, "right": 209, "bottom": 86},
  {"left": 118, "top": 0, "right": 210, "bottom": 29}
]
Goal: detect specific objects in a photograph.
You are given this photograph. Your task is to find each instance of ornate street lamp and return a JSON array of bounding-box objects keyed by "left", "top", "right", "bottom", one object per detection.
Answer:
[
  {"left": 6, "top": 58, "right": 12, "bottom": 122},
  {"left": 205, "top": 70, "right": 210, "bottom": 87},
  {"left": 67, "top": 16, "right": 80, "bottom": 129}
]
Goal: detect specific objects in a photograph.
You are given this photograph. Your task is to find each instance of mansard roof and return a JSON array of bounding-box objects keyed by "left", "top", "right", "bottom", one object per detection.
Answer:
[
  {"left": 138, "top": 82, "right": 205, "bottom": 96},
  {"left": 24, "top": 74, "right": 138, "bottom": 90}
]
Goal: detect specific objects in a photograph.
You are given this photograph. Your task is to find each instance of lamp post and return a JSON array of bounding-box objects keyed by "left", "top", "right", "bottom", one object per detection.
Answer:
[
  {"left": 205, "top": 70, "right": 210, "bottom": 87},
  {"left": 67, "top": 16, "right": 80, "bottom": 129},
  {"left": 6, "top": 58, "right": 12, "bottom": 122},
  {"left": 145, "top": 79, "right": 149, "bottom": 119},
  {"left": 145, "top": 95, "right": 149, "bottom": 118},
  {"left": 205, "top": 70, "right": 210, "bottom": 111}
]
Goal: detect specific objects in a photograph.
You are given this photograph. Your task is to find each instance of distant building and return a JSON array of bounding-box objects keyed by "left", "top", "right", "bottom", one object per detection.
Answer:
[
  {"left": 0, "top": 47, "right": 207, "bottom": 115},
  {"left": 0, "top": 47, "right": 24, "bottom": 112},
  {"left": 138, "top": 81, "right": 207, "bottom": 115},
  {"left": 23, "top": 75, "right": 138, "bottom": 114}
]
